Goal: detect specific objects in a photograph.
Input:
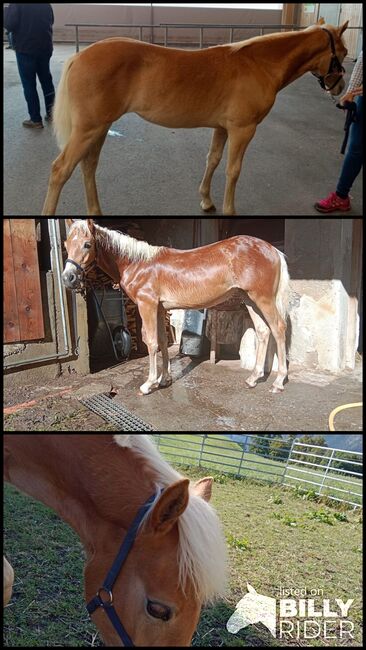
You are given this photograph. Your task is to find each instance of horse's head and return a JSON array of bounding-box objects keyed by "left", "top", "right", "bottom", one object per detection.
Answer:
[
  {"left": 84, "top": 477, "right": 227, "bottom": 647},
  {"left": 309, "top": 20, "right": 349, "bottom": 96},
  {"left": 62, "top": 218, "right": 97, "bottom": 289}
]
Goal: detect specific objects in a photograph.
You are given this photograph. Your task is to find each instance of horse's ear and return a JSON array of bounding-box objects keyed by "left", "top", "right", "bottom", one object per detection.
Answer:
[
  {"left": 193, "top": 477, "right": 213, "bottom": 502},
  {"left": 149, "top": 479, "right": 190, "bottom": 535},
  {"left": 247, "top": 584, "right": 257, "bottom": 595},
  {"left": 317, "top": 17, "right": 325, "bottom": 25},
  {"left": 65, "top": 219, "right": 74, "bottom": 229},
  {"left": 339, "top": 20, "right": 349, "bottom": 36},
  {"left": 86, "top": 219, "right": 96, "bottom": 236}
]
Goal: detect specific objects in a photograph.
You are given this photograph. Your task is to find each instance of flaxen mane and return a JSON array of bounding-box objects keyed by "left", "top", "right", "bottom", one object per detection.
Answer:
[
  {"left": 114, "top": 434, "right": 228, "bottom": 603},
  {"left": 69, "top": 220, "right": 164, "bottom": 263}
]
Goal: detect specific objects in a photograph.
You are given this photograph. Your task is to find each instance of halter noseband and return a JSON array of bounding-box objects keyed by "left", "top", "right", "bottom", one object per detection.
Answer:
[
  {"left": 87, "top": 491, "right": 161, "bottom": 647},
  {"left": 311, "top": 27, "right": 345, "bottom": 91},
  {"left": 65, "top": 258, "right": 95, "bottom": 277}
]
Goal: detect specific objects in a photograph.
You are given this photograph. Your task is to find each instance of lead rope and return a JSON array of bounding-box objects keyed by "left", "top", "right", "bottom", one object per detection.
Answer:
[
  {"left": 71, "top": 291, "right": 81, "bottom": 356},
  {"left": 336, "top": 100, "right": 358, "bottom": 154}
]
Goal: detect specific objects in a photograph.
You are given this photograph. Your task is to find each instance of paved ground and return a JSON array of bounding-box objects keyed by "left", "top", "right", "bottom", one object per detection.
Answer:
[
  {"left": 4, "top": 346, "right": 363, "bottom": 432},
  {"left": 4, "top": 44, "right": 362, "bottom": 216}
]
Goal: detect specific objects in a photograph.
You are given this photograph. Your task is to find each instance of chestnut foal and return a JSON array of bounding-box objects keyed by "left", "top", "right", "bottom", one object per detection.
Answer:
[
  {"left": 63, "top": 219, "right": 290, "bottom": 395},
  {"left": 42, "top": 21, "right": 348, "bottom": 216}
]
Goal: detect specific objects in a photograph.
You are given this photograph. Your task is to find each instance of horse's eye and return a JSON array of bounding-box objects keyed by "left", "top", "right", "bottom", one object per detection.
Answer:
[
  {"left": 84, "top": 242, "right": 92, "bottom": 249},
  {"left": 147, "top": 600, "right": 172, "bottom": 621}
]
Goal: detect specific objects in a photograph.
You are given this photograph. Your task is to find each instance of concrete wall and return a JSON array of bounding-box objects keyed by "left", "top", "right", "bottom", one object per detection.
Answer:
[
  {"left": 50, "top": 4, "right": 282, "bottom": 46},
  {"left": 285, "top": 219, "right": 360, "bottom": 372}
]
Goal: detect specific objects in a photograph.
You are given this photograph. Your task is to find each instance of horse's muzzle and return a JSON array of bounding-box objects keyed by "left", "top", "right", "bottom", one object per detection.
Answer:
[
  {"left": 62, "top": 269, "right": 82, "bottom": 290},
  {"left": 329, "top": 76, "right": 346, "bottom": 96}
]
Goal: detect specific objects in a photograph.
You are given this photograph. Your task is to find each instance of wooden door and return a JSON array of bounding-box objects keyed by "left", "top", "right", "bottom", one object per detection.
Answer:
[{"left": 3, "top": 219, "right": 45, "bottom": 343}]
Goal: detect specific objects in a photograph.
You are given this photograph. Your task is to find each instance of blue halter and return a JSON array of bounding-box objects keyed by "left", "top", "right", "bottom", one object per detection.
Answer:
[{"left": 86, "top": 491, "right": 160, "bottom": 646}]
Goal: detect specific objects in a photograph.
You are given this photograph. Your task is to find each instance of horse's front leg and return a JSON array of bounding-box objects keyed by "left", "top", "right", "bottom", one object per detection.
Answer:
[
  {"left": 138, "top": 299, "right": 160, "bottom": 395},
  {"left": 157, "top": 304, "right": 172, "bottom": 388},
  {"left": 223, "top": 124, "right": 257, "bottom": 215},
  {"left": 4, "top": 556, "right": 14, "bottom": 606}
]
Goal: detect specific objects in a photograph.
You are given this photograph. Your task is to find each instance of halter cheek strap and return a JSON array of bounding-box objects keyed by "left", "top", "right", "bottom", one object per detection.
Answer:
[
  {"left": 312, "top": 28, "right": 345, "bottom": 91},
  {"left": 86, "top": 491, "right": 161, "bottom": 647}
]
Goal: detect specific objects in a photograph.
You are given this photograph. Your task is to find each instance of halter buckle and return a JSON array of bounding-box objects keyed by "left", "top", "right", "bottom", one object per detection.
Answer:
[{"left": 97, "top": 587, "right": 114, "bottom": 608}]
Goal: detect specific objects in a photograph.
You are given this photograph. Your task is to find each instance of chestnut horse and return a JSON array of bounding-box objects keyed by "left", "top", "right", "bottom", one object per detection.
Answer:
[
  {"left": 62, "top": 219, "right": 290, "bottom": 395},
  {"left": 4, "top": 434, "right": 227, "bottom": 646},
  {"left": 42, "top": 21, "right": 348, "bottom": 216}
]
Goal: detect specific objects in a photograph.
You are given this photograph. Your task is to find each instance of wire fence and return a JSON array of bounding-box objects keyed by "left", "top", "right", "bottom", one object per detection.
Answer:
[{"left": 153, "top": 434, "right": 363, "bottom": 508}]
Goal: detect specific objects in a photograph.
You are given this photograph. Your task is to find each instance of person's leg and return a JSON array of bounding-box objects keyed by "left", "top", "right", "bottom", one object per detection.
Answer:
[
  {"left": 336, "top": 96, "right": 363, "bottom": 198},
  {"left": 15, "top": 52, "right": 43, "bottom": 125},
  {"left": 315, "top": 96, "right": 363, "bottom": 212},
  {"left": 35, "top": 51, "right": 55, "bottom": 118}
]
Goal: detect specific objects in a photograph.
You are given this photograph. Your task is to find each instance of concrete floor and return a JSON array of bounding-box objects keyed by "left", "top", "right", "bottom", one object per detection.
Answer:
[
  {"left": 4, "top": 44, "right": 362, "bottom": 216},
  {"left": 4, "top": 346, "right": 363, "bottom": 432}
]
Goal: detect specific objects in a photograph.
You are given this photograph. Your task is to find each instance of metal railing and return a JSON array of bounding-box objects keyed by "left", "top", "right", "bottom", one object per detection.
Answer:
[
  {"left": 153, "top": 434, "right": 363, "bottom": 508},
  {"left": 64, "top": 22, "right": 363, "bottom": 53},
  {"left": 65, "top": 23, "right": 158, "bottom": 52},
  {"left": 159, "top": 23, "right": 302, "bottom": 49},
  {"left": 283, "top": 440, "right": 363, "bottom": 508}
]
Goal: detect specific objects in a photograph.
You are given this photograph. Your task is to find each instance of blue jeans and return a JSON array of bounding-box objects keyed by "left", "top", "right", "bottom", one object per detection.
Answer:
[
  {"left": 336, "top": 95, "right": 363, "bottom": 198},
  {"left": 15, "top": 51, "right": 55, "bottom": 122}
]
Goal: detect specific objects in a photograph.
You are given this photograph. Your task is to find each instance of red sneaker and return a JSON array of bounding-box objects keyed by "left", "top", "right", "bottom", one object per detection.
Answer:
[{"left": 314, "top": 191, "right": 351, "bottom": 213}]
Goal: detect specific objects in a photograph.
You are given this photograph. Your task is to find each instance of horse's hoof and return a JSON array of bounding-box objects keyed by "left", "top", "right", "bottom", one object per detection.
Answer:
[
  {"left": 200, "top": 200, "right": 216, "bottom": 212},
  {"left": 139, "top": 384, "right": 152, "bottom": 395},
  {"left": 245, "top": 380, "right": 257, "bottom": 390},
  {"left": 159, "top": 378, "right": 173, "bottom": 388},
  {"left": 270, "top": 386, "right": 284, "bottom": 394}
]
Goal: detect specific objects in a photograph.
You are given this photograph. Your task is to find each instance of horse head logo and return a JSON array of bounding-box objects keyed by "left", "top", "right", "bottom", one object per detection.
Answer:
[{"left": 227, "top": 584, "right": 277, "bottom": 638}]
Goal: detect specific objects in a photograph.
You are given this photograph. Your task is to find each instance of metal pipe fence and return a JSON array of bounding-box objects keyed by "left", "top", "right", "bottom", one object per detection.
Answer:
[
  {"left": 65, "top": 22, "right": 301, "bottom": 52},
  {"left": 153, "top": 434, "right": 363, "bottom": 508},
  {"left": 64, "top": 22, "right": 363, "bottom": 52}
]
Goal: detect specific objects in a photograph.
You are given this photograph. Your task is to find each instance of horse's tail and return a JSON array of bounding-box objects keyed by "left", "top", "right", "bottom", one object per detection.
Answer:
[
  {"left": 275, "top": 250, "right": 290, "bottom": 321},
  {"left": 53, "top": 54, "right": 77, "bottom": 149}
]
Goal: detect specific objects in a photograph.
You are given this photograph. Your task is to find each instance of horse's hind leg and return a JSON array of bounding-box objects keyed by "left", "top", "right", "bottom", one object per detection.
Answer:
[
  {"left": 245, "top": 306, "right": 271, "bottom": 389},
  {"left": 4, "top": 556, "right": 14, "bottom": 606},
  {"left": 248, "top": 295, "right": 287, "bottom": 393},
  {"left": 199, "top": 127, "right": 227, "bottom": 212},
  {"left": 42, "top": 125, "right": 110, "bottom": 215},
  {"left": 80, "top": 125, "right": 111, "bottom": 216}
]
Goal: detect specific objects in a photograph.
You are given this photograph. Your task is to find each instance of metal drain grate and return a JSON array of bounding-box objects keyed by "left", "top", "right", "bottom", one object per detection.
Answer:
[{"left": 80, "top": 393, "right": 155, "bottom": 431}]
